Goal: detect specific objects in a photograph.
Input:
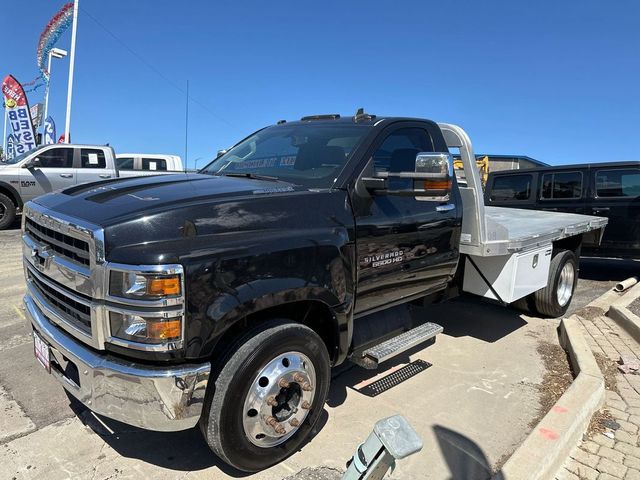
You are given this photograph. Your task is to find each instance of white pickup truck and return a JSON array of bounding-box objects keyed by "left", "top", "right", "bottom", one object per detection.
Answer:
[
  {"left": 0, "top": 143, "right": 185, "bottom": 229},
  {"left": 115, "top": 153, "right": 183, "bottom": 173}
]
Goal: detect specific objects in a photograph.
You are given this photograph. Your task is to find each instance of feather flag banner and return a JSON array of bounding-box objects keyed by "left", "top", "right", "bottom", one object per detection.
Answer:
[{"left": 37, "top": 3, "right": 73, "bottom": 83}]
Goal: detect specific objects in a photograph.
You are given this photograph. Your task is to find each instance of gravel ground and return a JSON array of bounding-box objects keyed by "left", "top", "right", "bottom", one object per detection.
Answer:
[{"left": 629, "top": 298, "right": 640, "bottom": 317}]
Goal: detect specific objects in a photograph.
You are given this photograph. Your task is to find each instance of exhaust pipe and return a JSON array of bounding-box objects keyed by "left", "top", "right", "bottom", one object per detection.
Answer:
[{"left": 615, "top": 277, "right": 639, "bottom": 293}]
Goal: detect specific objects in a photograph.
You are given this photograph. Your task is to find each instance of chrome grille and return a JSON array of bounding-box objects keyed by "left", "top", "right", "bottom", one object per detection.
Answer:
[
  {"left": 25, "top": 217, "right": 90, "bottom": 266},
  {"left": 26, "top": 265, "right": 92, "bottom": 335}
]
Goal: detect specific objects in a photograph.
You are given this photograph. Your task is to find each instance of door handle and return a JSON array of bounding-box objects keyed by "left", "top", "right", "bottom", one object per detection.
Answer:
[
  {"left": 593, "top": 207, "right": 610, "bottom": 212},
  {"left": 436, "top": 204, "right": 455, "bottom": 212},
  {"left": 59, "top": 173, "right": 73, "bottom": 178},
  {"left": 99, "top": 174, "right": 112, "bottom": 178}
]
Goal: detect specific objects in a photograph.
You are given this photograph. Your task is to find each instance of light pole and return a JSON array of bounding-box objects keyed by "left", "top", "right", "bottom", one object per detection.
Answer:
[
  {"left": 42, "top": 47, "right": 68, "bottom": 141},
  {"left": 64, "top": 0, "right": 79, "bottom": 143},
  {"left": 2, "top": 105, "right": 7, "bottom": 157}
]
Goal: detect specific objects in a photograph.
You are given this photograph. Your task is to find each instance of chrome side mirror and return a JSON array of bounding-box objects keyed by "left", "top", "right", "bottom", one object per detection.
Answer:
[{"left": 414, "top": 152, "right": 453, "bottom": 201}]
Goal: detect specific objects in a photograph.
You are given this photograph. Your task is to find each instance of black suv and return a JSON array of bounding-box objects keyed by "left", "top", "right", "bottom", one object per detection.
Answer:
[{"left": 485, "top": 161, "right": 640, "bottom": 259}]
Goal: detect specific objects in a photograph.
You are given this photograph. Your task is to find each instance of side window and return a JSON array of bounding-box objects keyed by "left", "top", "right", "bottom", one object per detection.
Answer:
[
  {"left": 80, "top": 149, "right": 106, "bottom": 168},
  {"left": 116, "top": 157, "right": 134, "bottom": 170},
  {"left": 36, "top": 148, "right": 73, "bottom": 168},
  {"left": 489, "top": 174, "right": 533, "bottom": 201},
  {"left": 541, "top": 171, "right": 583, "bottom": 200},
  {"left": 596, "top": 169, "right": 640, "bottom": 198},
  {"left": 142, "top": 158, "right": 167, "bottom": 171},
  {"left": 372, "top": 128, "right": 434, "bottom": 173}
]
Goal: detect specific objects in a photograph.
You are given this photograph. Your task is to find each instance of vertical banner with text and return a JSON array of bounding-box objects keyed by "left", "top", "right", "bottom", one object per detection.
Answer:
[
  {"left": 6, "top": 134, "right": 16, "bottom": 160},
  {"left": 43, "top": 116, "right": 56, "bottom": 145},
  {"left": 2, "top": 75, "right": 37, "bottom": 155}
]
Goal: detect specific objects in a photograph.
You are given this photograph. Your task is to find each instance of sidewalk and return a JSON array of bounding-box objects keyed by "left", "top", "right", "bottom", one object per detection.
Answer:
[{"left": 556, "top": 308, "right": 640, "bottom": 480}]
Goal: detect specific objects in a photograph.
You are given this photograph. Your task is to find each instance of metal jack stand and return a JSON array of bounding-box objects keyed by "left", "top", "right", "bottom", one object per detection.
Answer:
[{"left": 341, "top": 415, "right": 423, "bottom": 480}]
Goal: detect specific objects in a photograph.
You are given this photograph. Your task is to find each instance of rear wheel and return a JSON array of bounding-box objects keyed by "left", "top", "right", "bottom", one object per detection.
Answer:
[
  {"left": 530, "top": 250, "right": 578, "bottom": 318},
  {"left": 0, "top": 193, "right": 16, "bottom": 230},
  {"left": 199, "top": 320, "right": 330, "bottom": 472}
]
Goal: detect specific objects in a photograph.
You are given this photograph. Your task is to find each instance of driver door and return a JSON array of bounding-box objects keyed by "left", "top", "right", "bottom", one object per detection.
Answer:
[
  {"left": 20, "top": 146, "right": 76, "bottom": 202},
  {"left": 352, "top": 124, "right": 462, "bottom": 314}
]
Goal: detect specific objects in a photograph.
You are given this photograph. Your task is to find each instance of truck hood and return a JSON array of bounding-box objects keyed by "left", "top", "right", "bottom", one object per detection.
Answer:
[
  {"left": 31, "top": 173, "right": 353, "bottom": 264},
  {"left": 33, "top": 173, "right": 303, "bottom": 225}
]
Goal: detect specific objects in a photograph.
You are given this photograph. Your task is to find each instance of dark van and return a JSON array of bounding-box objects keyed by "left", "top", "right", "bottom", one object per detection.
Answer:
[{"left": 485, "top": 161, "right": 640, "bottom": 259}]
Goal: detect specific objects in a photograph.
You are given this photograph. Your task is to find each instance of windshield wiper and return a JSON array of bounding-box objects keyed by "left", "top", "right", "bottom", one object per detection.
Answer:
[{"left": 216, "top": 172, "right": 282, "bottom": 182}]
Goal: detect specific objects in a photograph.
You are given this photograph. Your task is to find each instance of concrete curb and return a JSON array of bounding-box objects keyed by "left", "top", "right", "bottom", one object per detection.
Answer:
[
  {"left": 496, "top": 315, "right": 605, "bottom": 480},
  {"left": 607, "top": 282, "right": 640, "bottom": 344}
]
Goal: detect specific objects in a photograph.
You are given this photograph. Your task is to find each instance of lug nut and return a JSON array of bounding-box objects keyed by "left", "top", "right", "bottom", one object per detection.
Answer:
[
  {"left": 301, "top": 382, "right": 313, "bottom": 392},
  {"left": 289, "top": 418, "right": 300, "bottom": 427},
  {"left": 293, "top": 373, "right": 305, "bottom": 383},
  {"left": 265, "top": 416, "right": 286, "bottom": 435},
  {"left": 266, "top": 396, "right": 278, "bottom": 407},
  {"left": 301, "top": 401, "right": 311, "bottom": 409},
  {"left": 278, "top": 378, "right": 290, "bottom": 388}
]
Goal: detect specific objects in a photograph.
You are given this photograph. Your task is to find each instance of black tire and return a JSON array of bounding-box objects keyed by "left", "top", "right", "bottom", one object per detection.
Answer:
[
  {"left": 199, "top": 319, "right": 330, "bottom": 472},
  {"left": 530, "top": 250, "right": 578, "bottom": 318},
  {"left": 0, "top": 193, "right": 16, "bottom": 230}
]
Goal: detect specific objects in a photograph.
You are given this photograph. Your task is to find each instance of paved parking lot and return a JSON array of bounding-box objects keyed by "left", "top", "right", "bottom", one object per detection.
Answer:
[{"left": 0, "top": 219, "right": 637, "bottom": 480}]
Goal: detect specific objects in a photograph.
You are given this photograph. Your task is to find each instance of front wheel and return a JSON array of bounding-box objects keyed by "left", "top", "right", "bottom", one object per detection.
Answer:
[
  {"left": 0, "top": 193, "right": 16, "bottom": 230},
  {"left": 199, "top": 320, "right": 330, "bottom": 472},
  {"left": 530, "top": 250, "right": 578, "bottom": 318}
]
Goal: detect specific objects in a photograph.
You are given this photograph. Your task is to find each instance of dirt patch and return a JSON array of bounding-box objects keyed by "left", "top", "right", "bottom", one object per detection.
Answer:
[
  {"left": 574, "top": 306, "right": 606, "bottom": 322},
  {"left": 284, "top": 467, "right": 343, "bottom": 480},
  {"left": 630, "top": 298, "right": 640, "bottom": 318},
  {"left": 594, "top": 352, "right": 619, "bottom": 393},
  {"left": 528, "top": 341, "right": 574, "bottom": 429}
]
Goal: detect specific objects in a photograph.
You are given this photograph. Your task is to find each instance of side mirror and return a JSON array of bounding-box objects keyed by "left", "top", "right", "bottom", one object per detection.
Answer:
[
  {"left": 216, "top": 149, "right": 228, "bottom": 159},
  {"left": 361, "top": 152, "right": 454, "bottom": 201},
  {"left": 413, "top": 152, "right": 454, "bottom": 201},
  {"left": 24, "top": 158, "right": 42, "bottom": 169}
]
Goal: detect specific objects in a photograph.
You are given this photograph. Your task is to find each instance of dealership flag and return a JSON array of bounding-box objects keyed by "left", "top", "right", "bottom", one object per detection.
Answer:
[
  {"left": 2, "top": 75, "right": 37, "bottom": 155},
  {"left": 6, "top": 134, "right": 16, "bottom": 160},
  {"left": 43, "top": 116, "right": 56, "bottom": 145}
]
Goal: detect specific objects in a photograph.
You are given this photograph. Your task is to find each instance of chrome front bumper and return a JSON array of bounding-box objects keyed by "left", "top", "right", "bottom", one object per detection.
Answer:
[{"left": 24, "top": 293, "right": 210, "bottom": 432}]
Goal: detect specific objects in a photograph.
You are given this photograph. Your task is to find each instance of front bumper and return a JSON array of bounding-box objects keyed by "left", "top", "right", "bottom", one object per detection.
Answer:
[{"left": 24, "top": 293, "right": 210, "bottom": 432}]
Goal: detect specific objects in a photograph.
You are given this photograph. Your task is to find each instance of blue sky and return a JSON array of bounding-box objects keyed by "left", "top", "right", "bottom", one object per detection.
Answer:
[{"left": 2, "top": 0, "right": 639, "bottom": 169}]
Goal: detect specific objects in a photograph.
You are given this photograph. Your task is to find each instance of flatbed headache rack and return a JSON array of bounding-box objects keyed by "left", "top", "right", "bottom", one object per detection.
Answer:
[{"left": 439, "top": 123, "right": 607, "bottom": 257}]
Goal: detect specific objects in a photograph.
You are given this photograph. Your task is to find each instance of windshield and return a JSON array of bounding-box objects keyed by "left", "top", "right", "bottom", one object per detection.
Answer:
[
  {"left": 1, "top": 145, "right": 45, "bottom": 165},
  {"left": 200, "top": 123, "right": 372, "bottom": 188}
]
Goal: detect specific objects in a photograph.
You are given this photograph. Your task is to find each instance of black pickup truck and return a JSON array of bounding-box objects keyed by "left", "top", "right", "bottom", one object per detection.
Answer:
[
  {"left": 485, "top": 161, "right": 640, "bottom": 259},
  {"left": 21, "top": 112, "right": 607, "bottom": 472}
]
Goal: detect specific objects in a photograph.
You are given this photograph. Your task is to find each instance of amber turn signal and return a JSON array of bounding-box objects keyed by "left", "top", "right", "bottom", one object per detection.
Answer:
[
  {"left": 147, "top": 276, "right": 181, "bottom": 296},
  {"left": 148, "top": 318, "right": 182, "bottom": 340},
  {"left": 423, "top": 179, "right": 452, "bottom": 190}
]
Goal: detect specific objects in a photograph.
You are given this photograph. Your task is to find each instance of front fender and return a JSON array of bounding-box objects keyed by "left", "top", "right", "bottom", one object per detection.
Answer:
[{"left": 182, "top": 231, "right": 355, "bottom": 361}]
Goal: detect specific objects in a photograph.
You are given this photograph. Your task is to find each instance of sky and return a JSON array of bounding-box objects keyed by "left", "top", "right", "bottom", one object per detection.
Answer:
[{"left": 2, "top": 0, "right": 639, "bottom": 170}]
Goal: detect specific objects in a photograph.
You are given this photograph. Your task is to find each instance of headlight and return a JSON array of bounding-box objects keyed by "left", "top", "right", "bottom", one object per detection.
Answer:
[
  {"left": 110, "top": 312, "right": 182, "bottom": 344},
  {"left": 109, "top": 271, "right": 182, "bottom": 300}
]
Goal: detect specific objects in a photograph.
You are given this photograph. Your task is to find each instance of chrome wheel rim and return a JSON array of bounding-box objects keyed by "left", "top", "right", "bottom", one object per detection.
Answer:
[
  {"left": 242, "top": 351, "right": 316, "bottom": 448},
  {"left": 0, "top": 203, "right": 5, "bottom": 221},
  {"left": 557, "top": 262, "right": 575, "bottom": 307}
]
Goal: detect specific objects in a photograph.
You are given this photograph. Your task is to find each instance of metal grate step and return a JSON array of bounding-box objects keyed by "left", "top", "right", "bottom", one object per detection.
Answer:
[
  {"left": 358, "top": 322, "right": 443, "bottom": 368},
  {"left": 355, "top": 360, "right": 432, "bottom": 397}
]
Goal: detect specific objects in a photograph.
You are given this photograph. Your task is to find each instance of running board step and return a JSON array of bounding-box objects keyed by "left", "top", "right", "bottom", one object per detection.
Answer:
[{"left": 351, "top": 322, "right": 443, "bottom": 370}]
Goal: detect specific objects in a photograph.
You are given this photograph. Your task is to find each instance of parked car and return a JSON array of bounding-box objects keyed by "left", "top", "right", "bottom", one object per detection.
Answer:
[
  {"left": 0, "top": 144, "right": 185, "bottom": 229},
  {"left": 115, "top": 153, "right": 183, "bottom": 172},
  {"left": 21, "top": 112, "right": 606, "bottom": 472},
  {"left": 485, "top": 161, "right": 640, "bottom": 259}
]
